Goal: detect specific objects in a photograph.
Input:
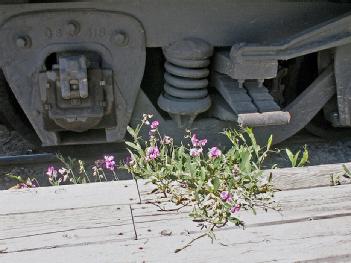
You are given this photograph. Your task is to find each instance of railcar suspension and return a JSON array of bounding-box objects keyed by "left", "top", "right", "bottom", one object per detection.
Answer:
[{"left": 158, "top": 39, "right": 213, "bottom": 127}]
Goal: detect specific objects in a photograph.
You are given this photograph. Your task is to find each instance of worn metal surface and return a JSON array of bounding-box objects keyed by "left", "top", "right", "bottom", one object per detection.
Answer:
[
  {"left": 334, "top": 43, "right": 351, "bottom": 127},
  {"left": 222, "top": 11, "right": 351, "bottom": 81},
  {"left": 0, "top": 1, "right": 350, "bottom": 146},
  {"left": 211, "top": 73, "right": 290, "bottom": 127},
  {"left": 0, "top": 1, "right": 350, "bottom": 47},
  {"left": 0, "top": 10, "right": 146, "bottom": 145},
  {"left": 39, "top": 55, "right": 114, "bottom": 133},
  {"left": 158, "top": 39, "right": 212, "bottom": 128},
  {"left": 255, "top": 66, "right": 336, "bottom": 144}
]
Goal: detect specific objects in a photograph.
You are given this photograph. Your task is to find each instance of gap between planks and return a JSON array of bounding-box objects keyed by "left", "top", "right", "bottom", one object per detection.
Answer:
[{"left": 1, "top": 162, "right": 351, "bottom": 262}]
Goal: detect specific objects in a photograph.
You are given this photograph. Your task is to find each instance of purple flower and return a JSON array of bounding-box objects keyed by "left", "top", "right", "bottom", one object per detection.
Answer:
[
  {"left": 26, "top": 178, "right": 38, "bottom": 188},
  {"left": 150, "top": 120, "right": 160, "bottom": 129},
  {"left": 230, "top": 204, "right": 241, "bottom": 214},
  {"left": 146, "top": 146, "right": 160, "bottom": 160},
  {"left": 104, "top": 155, "right": 116, "bottom": 171},
  {"left": 18, "top": 183, "right": 28, "bottom": 189},
  {"left": 220, "top": 191, "right": 233, "bottom": 202},
  {"left": 190, "top": 148, "right": 202, "bottom": 157},
  {"left": 46, "top": 166, "right": 57, "bottom": 178},
  {"left": 191, "top": 134, "right": 207, "bottom": 147},
  {"left": 208, "top": 147, "right": 222, "bottom": 158}
]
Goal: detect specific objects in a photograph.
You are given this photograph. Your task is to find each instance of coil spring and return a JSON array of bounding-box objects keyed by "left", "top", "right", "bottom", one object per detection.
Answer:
[
  {"left": 163, "top": 57, "right": 209, "bottom": 100},
  {"left": 158, "top": 39, "right": 213, "bottom": 121}
]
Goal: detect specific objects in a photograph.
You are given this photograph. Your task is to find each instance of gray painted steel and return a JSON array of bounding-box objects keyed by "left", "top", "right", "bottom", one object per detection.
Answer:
[{"left": 0, "top": 1, "right": 350, "bottom": 145}]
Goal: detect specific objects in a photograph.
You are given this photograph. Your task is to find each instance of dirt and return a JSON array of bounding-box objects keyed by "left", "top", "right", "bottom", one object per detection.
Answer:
[{"left": 0, "top": 124, "right": 41, "bottom": 190}]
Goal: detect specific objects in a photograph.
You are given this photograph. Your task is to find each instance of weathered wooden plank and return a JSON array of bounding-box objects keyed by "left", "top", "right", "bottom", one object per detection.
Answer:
[
  {"left": 137, "top": 162, "right": 351, "bottom": 203},
  {"left": 0, "top": 205, "right": 135, "bottom": 254},
  {"left": 132, "top": 215, "right": 351, "bottom": 262},
  {"left": 0, "top": 181, "right": 139, "bottom": 215},
  {"left": 1, "top": 164, "right": 351, "bottom": 262},
  {"left": 269, "top": 162, "right": 351, "bottom": 190},
  {"left": 132, "top": 184, "right": 351, "bottom": 239},
  {"left": 1, "top": 215, "right": 351, "bottom": 263}
]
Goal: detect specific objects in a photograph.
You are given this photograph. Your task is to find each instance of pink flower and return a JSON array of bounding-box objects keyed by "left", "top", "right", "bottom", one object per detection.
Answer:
[
  {"left": 190, "top": 148, "right": 202, "bottom": 157},
  {"left": 150, "top": 120, "right": 160, "bottom": 129},
  {"left": 208, "top": 147, "right": 222, "bottom": 158},
  {"left": 146, "top": 146, "right": 160, "bottom": 160},
  {"left": 220, "top": 191, "right": 233, "bottom": 202},
  {"left": 18, "top": 183, "right": 28, "bottom": 189},
  {"left": 191, "top": 134, "right": 207, "bottom": 147},
  {"left": 26, "top": 178, "right": 38, "bottom": 188},
  {"left": 46, "top": 166, "right": 57, "bottom": 178},
  {"left": 104, "top": 155, "right": 116, "bottom": 171},
  {"left": 230, "top": 204, "right": 241, "bottom": 214}
]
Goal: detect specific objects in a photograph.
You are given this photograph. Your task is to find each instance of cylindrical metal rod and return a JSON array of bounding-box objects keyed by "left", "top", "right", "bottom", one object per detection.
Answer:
[{"left": 0, "top": 153, "right": 57, "bottom": 166}]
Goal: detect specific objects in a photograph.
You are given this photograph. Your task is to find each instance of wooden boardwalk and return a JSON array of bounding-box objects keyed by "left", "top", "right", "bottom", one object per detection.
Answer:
[{"left": 1, "top": 162, "right": 351, "bottom": 262}]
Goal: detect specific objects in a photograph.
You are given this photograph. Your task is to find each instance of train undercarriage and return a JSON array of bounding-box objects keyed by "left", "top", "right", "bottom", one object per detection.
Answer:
[{"left": 0, "top": 0, "right": 351, "bottom": 146}]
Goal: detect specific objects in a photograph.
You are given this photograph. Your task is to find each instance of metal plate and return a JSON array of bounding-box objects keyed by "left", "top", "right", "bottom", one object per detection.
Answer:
[{"left": 0, "top": 10, "right": 146, "bottom": 145}]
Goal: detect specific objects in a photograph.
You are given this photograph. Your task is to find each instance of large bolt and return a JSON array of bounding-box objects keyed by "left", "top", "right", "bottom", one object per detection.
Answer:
[
  {"left": 112, "top": 32, "right": 128, "bottom": 46},
  {"left": 16, "top": 36, "right": 31, "bottom": 48}
]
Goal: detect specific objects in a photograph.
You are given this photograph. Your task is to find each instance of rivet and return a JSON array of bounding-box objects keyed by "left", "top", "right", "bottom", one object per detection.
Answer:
[
  {"left": 66, "top": 21, "right": 80, "bottom": 36},
  {"left": 16, "top": 36, "right": 31, "bottom": 48},
  {"left": 112, "top": 32, "right": 128, "bottom": 46}
]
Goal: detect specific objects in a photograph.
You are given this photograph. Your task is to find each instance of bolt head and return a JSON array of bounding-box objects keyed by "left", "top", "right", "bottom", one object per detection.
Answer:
[
  {"left": 112, "top": 32, "right": 128, "bottom": 46},
  {"left": 65, "top": 21, "right": 80, "bottom": 36},
  {"left": 16, "top": 36, "right": 31, "bottom": 48},
  {"left": 331, "top": 112, "right": 339, "bottom": 119}
]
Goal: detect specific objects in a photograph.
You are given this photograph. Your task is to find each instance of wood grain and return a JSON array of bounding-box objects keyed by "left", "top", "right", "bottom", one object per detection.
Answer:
[
  {"left": 131, "top": 184, "right": 351, "bottom": 239},
  {"left": 0, "top": 205, "right": 135, "bottom": 253},
  {"left": 1, "top": 215, "right": 350, "bottom": 263},
  {"left": 137, "top": 162, "right": 351, "bottom": 203},
  {"left": 1, "top": 163, "right": 351, "bottom": 262},
  {"left": 0, "top": 180, "right": 139, "bottom": 215}
]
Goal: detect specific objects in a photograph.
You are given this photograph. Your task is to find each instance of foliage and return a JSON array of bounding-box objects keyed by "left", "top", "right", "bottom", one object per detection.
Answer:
[
  {"left": 45, "top": 154, "right": 118, "bottom": 186},
  {"left": 342, "top": 164, "right": 351, "bottom": 179},
  {"left": 123, "top": 114, "right": 276, "bottom": 228},
  {"left": 285, "top": 145, "right": 309, "bottom": 167},
  {"left": 5, "top": 173, "right": 39, "bottom": 189}
]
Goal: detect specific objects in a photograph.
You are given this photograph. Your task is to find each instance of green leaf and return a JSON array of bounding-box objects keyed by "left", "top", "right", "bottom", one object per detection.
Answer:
[
  {"left": 126, "top": 125, "right": 136, "bottom": 138},
  {"left": 125, "top": 141, "right": 141, "bottom": 151},
  {"left": 266, "top": 135, "right": 273, "bottom": 152},
  {"left": 286, "top": 148, "right": 298, "bottom": 167},
  {"left": 343, "top": 164, "right": 351, "bottom": 178},
  {"left": 212, "top": 177, "right": 220, "bottom": 192},
  {"left": 298, "top": 145, "right": 309, "bottom": 167}
]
